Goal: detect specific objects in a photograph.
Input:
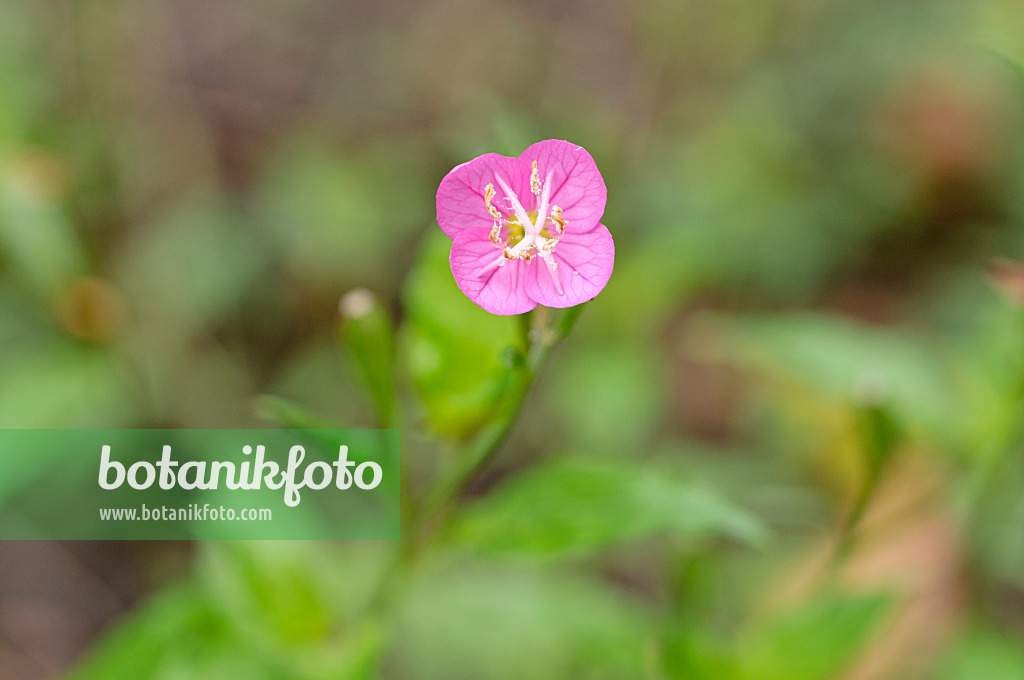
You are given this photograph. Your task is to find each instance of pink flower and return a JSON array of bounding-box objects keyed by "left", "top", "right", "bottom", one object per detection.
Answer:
[{"left": 436, "top": 140, "right": 614, "bottom": 315}]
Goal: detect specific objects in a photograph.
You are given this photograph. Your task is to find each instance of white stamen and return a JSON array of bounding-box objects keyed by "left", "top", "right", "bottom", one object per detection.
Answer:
[
  {"left": 476, "top": 166, "right": 565, "bottom": 278},
  {"left": 532, "top": 170, "right": 554, "bottom": 236},
  {"left": 539, "top": 250, "right": 563, "bottom": 295},
  {"left": 494, "top": 173, "right": 533, "bottom": 232},
  {"left": 506, "top": 232, "right": 536, "bottom": 257}
]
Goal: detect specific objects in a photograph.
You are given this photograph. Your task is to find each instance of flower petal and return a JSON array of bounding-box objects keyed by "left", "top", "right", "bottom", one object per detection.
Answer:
[
  {"left": 519, "top": 140, "right": 606, "bottom": 234},
  {"left": 450, "top": 228, "right": 538, "bottom": 316},
  {"left": 524, "top": 223, "right": 614, "bottom": 308},
  {"left": 436, "top": 153, "right": 533, "bottom": 238}
]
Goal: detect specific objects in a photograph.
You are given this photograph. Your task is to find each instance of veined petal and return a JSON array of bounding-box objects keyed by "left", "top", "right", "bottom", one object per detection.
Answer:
[
  {"left": 524, "top": 224, "right": 614, "bottom": 308},
  {"left": 450, "top": 228, "right": 538, "bottom": 316},
  {"left": 436, "top": 153, "right": 533, "bottom": 238},
  {"left": 519, "top": 140, "right": 606, "bottom": 234}
]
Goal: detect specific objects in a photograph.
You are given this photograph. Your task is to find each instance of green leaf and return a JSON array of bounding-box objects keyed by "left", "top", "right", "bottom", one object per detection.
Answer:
[
  {"left": 401, "top": 229, "right": 521, "bottom": 438},
  {"left": 740, "top": 592, "right": 890, "bottom": 680},
  {"left": 62, "top": 584, "right": 221, "bottom": 680},
  {"left": 0, "top": 156, "right": 87, "bottom": 301},
  {"left": 388, "top": 560, "right": 651, "bottom": 680},
  {"left": 938, "top": 626, "right": 1024, "bottom": 680},
  {"left": 196, "top": 542, "right": 392, "bottom": 651},
  {"left": 199, "top": 542, "right": 335, "bottom": 647},
  {"left": 662, "top": 624, "right": 745, "bottom": 680},
  {"left": 64, "top": 544, "right": 395, "bottom": 680},
  {"left": 0, "top": 342, "right": 131, "bottom": 430},
  {"left": 981, "top": 36, "right": 1024, "bottom": 90},
  {"left": 701, "top": 312, "right": 967, "bottom": 446},
  {"left": 453, "top": 457, "right": 768, "bottom": 559}
]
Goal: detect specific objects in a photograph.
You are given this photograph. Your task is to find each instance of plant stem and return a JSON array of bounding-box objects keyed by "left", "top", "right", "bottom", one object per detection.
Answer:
[
  {"left": 362, "top": 305, "right": 584, "bottom": 621},
  {"left": 410, "top": 303, "right": 583, "bottom": 547}
]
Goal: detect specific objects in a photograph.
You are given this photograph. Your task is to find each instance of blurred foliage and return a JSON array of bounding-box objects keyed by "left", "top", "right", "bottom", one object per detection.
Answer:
[
  {"left": 402, "top": 230, "right": 522, "bottom": 438},
  {"left": 453, "top": 456, "right": 767, "bottom": 559},
  {"left": 0, "top": 0, "right": 1023, "bottom": 678}
]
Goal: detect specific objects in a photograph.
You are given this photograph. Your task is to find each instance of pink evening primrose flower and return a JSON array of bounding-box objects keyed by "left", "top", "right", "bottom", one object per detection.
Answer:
[{"left": 436, "top": 139, "right": 614, "bottom": 315}]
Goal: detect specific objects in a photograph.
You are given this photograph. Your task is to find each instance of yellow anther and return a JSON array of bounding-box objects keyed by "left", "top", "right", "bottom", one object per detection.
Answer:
[
  {"left": 489, "top": 221, "right": 502, "bottom": 244},
  {"left": 484, "top": 183, "right": 501, "bottom": 220},
  {"left": 503, "top": 247, "right": 517, "bottom": 260},
  {"left": 549, "top": 205, "right": 566, "bottom": 233},
  {"left": 530, "top": 160, "right": 541, "bottom": 196}
]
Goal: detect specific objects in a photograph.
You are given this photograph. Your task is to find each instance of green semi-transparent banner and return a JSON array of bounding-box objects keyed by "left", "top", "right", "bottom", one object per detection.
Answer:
[{"left": 0, "top": 429, "right": 400, "bottom": 540}]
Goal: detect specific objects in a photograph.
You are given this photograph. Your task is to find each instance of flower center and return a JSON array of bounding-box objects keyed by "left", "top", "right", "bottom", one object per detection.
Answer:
[
  {"left": 503, "top": 212, "right": 557, "bottom": 246},
  {"left": 475, "top": 160, "right": 568, "bottom": 295}
]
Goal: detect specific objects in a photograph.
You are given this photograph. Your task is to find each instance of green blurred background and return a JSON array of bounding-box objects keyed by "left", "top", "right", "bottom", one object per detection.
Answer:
[{"left": 3, "top": 0, "right": 1024, "bottom": 678}]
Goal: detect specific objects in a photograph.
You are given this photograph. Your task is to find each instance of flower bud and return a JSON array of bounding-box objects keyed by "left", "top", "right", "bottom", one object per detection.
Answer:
[{"left": 339, "top": 289, "right": 396, "bottom": 426}]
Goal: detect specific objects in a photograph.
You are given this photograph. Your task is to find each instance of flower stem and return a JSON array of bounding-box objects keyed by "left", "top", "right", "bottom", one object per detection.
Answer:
[
  {"left": 360, "top": 305, "right": 584, "bottom": 626},
  {"left": 410, "top": 303, "right": 583, "bottom": 546}
]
